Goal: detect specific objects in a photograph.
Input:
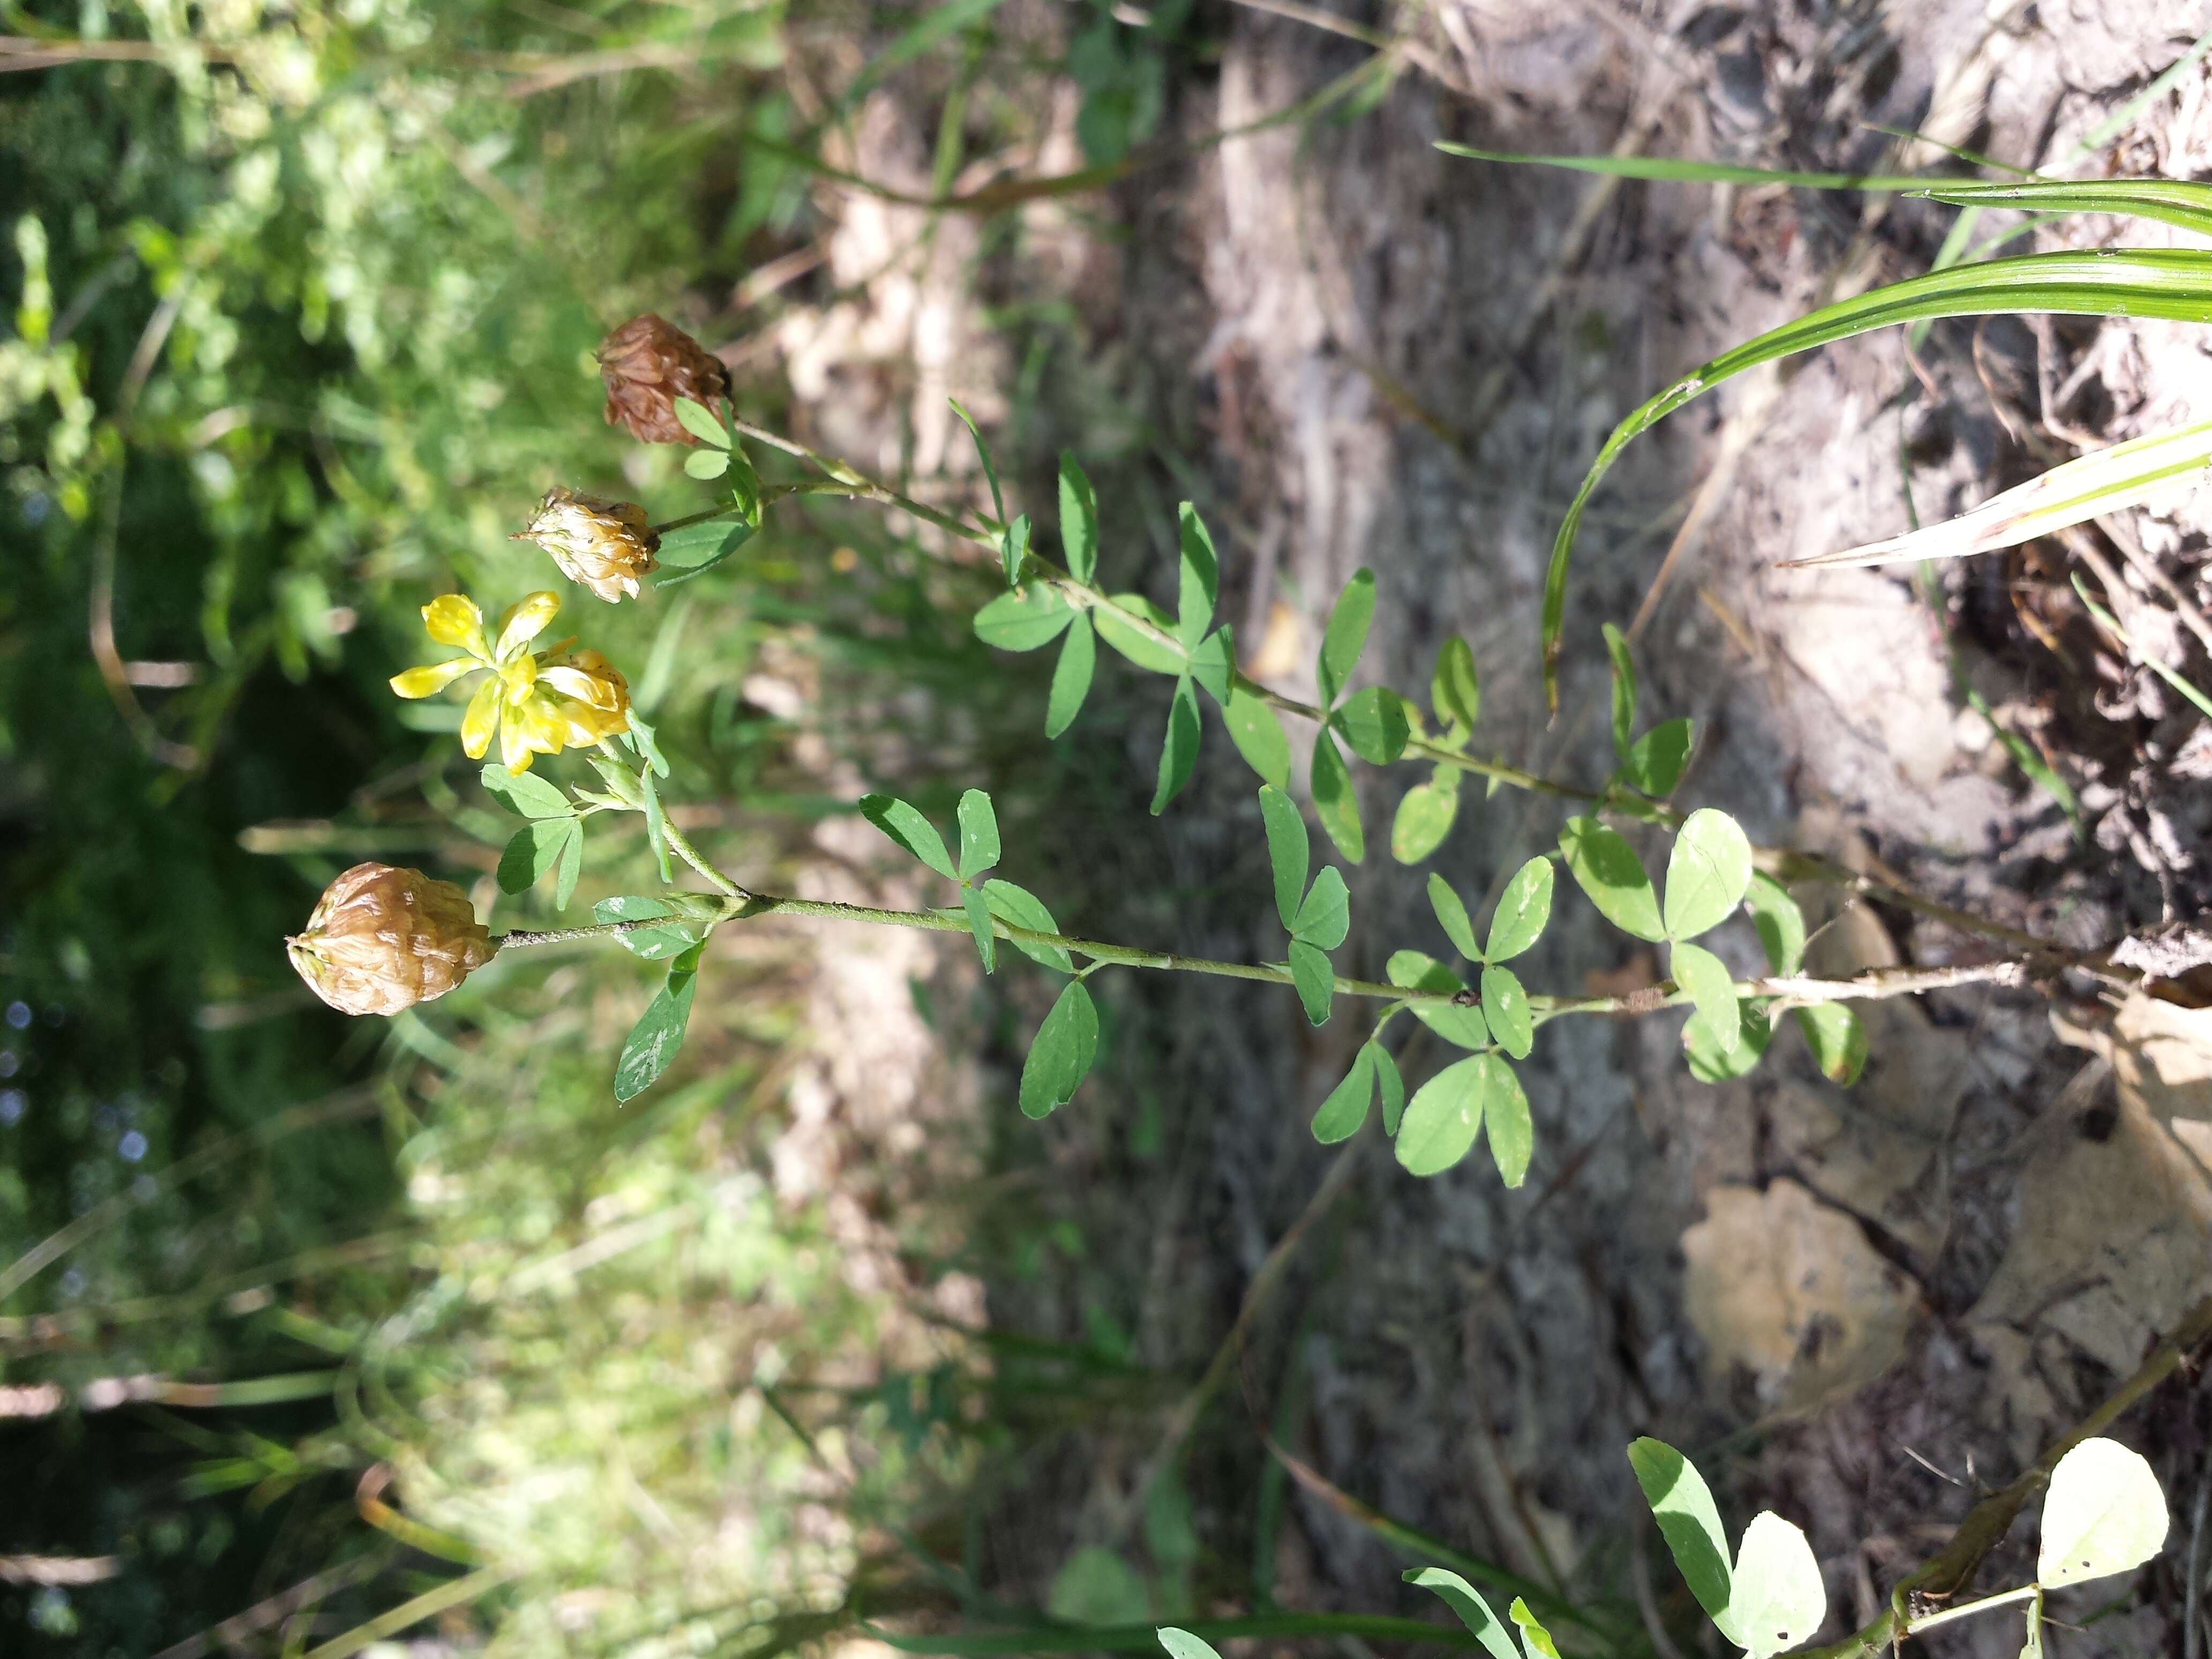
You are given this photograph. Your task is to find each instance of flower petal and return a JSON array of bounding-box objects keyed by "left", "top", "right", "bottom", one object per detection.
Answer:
[
  {"left": 500, "top": 715, "right": 536, "bottom": 774},
  {"left": 538, "top": 666, "right": 617, "bottom": 708},
  {"left": 422, "top": 594, "right": 487, "bottom": 652},
  {"left": 494, "top": 591, "right": 562, "bottom": 660},
  {"left": 389, "top": 657, "right": 482, "bottom": 699},
  {"left": 460, "top": 678, "right": 502, "bottom": 760}
]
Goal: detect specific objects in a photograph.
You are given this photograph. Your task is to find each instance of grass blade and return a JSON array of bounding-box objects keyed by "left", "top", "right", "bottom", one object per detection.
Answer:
[
  {"left": 1911, "top": 178, "right": 2212, "bottom": 240},
  {"left": 1541, "top": 248, "right": 2212, "bottom": 707},
  {"left": 1789, "top": 418, "right": 2212, "bottom": 569},
  {"left": 1436, "top": 145, "right": 1938, "bottom": 191}
]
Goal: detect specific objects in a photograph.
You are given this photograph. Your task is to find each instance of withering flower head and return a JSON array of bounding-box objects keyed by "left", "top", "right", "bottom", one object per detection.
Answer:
[
  {"left": 288, "top": 863, "right": 495, "bottom": 1017},
  {"left": 515, "top": 486, "right": 660, "bottom": 602},
  {"left": 598, "top": 313, "right": 730, "bottom": 446},
  {"left": 388, "top": 592, "right": 631, "bottom": 772}
]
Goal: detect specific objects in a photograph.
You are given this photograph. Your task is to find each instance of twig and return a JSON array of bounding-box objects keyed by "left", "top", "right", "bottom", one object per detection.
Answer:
[{"left": 1800, "top": 1292, "right": 2212, "bottom": 1657}]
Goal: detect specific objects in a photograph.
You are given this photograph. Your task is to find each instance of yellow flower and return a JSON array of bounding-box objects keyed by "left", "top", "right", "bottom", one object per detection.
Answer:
[
  {"left": 512, "top": 486, "right": 660, "bottom": 602},
  {"left": 388, "top": 592, "right": 631, "bottom": 773}
]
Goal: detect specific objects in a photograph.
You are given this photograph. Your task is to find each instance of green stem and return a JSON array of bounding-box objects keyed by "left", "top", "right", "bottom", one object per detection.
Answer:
[
  {"left": 681, "top": 423, "right": 2053, "bottom": 955},
  {"left": 496, "top": 917, "right": 669, "bottom": 949},
  {"left": 655, "top": 814, "right": 749, "bottom": 901}
]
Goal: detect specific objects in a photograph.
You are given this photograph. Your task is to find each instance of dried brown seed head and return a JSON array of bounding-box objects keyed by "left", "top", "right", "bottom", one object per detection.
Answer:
[
  {"left": 515, "top": 486, "right": 660, "bottom": 602},
  {"left": 287, "top": 863, "right": 495, "bottom": 1017},
  {"left": 597, "top": 313, "right": 730, "bottom": 446}
]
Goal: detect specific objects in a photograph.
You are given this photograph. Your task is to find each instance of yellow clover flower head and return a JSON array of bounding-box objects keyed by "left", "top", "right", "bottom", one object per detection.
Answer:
[
  {"left": 388, "top": 591, "right": 631, "bottom": 773},
  {"left": 513, "top": 485, "right": 660, "bottom": 602},
  {"left": 287, "top": 863, "right": 495, "bottom": 1017}
]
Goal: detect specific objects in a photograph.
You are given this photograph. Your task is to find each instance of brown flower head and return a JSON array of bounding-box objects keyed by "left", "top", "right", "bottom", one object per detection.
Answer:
[
  {"left": 598, "top": 313, "right": 730, "bottom": 445},
  {"left": 287, "top": 863, "right": 495, "bottom": 1017},
  {"left": 514, "top": 487, "right": 660, "bottom": 601}
]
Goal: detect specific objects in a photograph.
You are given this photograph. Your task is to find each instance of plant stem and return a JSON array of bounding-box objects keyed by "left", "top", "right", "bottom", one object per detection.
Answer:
[
  {"left": 1900, "top": 1583, "right": 2039, "bottom": 1637},
  {"left": 692, "top": 421, "right": 2062, "bottom": 957},
  {"left": 496, "top": 917, "right": 672, "bottom": 949}
]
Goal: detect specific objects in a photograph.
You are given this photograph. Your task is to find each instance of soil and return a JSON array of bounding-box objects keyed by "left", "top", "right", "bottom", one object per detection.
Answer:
[{"left": 756, "top": 2, "right": 2212, "bottom": 1654}]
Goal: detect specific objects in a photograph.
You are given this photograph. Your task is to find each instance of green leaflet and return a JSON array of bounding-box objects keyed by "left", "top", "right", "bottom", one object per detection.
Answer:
[
  {"left": 499, "top": 816, "right": 582, "bottom": 907},
  {"left": 1670, "top": 941, "right": 1742, "bottom": 1059},
  {"left": 1311, "top": 728, "right": 1364, "bottom": 863},
  {"left": 1796, "top": 1003, "right": 1868, "bottom": 1086},
  {"left": 1258, "top": 786, "right": 1310, "bottom": 930},
  {"left": 975, "top": 584, "right": 1077, "bottom": 651},
  {"left": 1391, "top": 776, "right": 1459, "bottom": 864},
  {"left": 1430, "top": 636, "right": 1479, "bottom": 730},
  {"left": 1094, "top": 594, "right": 1185, "bottom": 672},
  {"left": 1045, "top": 612, "right": 1097, "bottom": 738},
  {"left": 1334, "top": 686, "right": 1409, "bottom": 764},
  {"left": 1485, "top": 857, "right": 1553, "bottom": 962},
  {"left": 1288, "top": 940, "right": 1335, "bottom": 1026},
  {"left": 1603, "top": 623, "right": 1636, "bottom": 758},
  {"left": 480, "top": 761, "right": 572, "bottom": 819},
  {"left": 1319, "top": 569, "right": 1376, "bottom": 705},
  {"left": 1622, "top": 719, "right": 1692, "bottom": 797},
  {"left": 1426, "top": 874, "right": 1479, "bottom": 960},
  {"left": 1662, "top": 809, "right": 1753, "bottom": 941},
  {"left": 1058, "top": 452, "right": 1099, "bottom": 582},
  {"left": 1176, "top": 504, "right": 1217, "bottom": 646},
  {"left": 1480, "top": 966, "right": 1531, "bottom": 1060},
  {"left": 982, "top": 879, "right": 1074, "bottom": 973},
  {"left": 1020, "top": 980, "right": 1100, "bottom": 1118},
  {"left": 1558, "top": 818, "right": 1663, "bottom": 942},
  {"left": 860, "top": 794, "right": 957, "bottom": 881},
  {"left": 1149, "top": 676, "right": 1202, "bottom": 815},
  {"left": 1224, "top": 682, "right": 1291, "bottom": 787},
  {"left": 614, "top": 942, "right": 704, "bottom": 1104},
  {"left": 1312, "top": 1046, "right": 1376, "bottom": 1143},
  {"left": 1396, "top": 1057, "right": 1487, "bottom": 1177},
  {"left": 955, "top": 789, "right": 1000, "bottom": 880}
]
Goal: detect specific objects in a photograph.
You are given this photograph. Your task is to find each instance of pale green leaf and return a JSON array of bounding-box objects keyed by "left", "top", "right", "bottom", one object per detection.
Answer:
[
  {"left": 1155, "top": 1630, "right": 1221, "bottom": 1659},
  {"left": 1481, "top": 966, "right": 1533, "bottom": 1060},
  {"left": 1729, "top": 1511, "right": 1826, "bottom": 1658},
  {"left": 1670, "top": 941, "right": 1742, "bottom": 1059},
  {"left": 614, "top": 944, "right": 704, "bottom": 1104},
  {"left": 2038, "top": 1437, "right": 2169, "bottom": 1588},
  {"left": 671, "top": 395, "right": 731, "bottom": 447},
  {"left": 1431, "top": 636, "right": 1480, "bottom": 730},
  {"left": 683, "top": 446, "right": 729, "bottom": 480},
  {"left": 1396, "top": 1057, "right": 1488, "bottom": 1177},
  {"left": 1744, "top": 873, "right": 1806, "bottom": 975},
  {"left": 1176, "top": 504, "right": 1217, "bottom": 646},
  {"left": 1486, "top": 857, "right": 1555, "bottom": 962},
  {"left": 1663, "top": 809, "right": 1753, "bottom": 942},
  {"left": 1559, "top": 818, "right": 1663, "bottom": 942},
  {"left": 1392, "top": 779, "right": 1460, "bottom": 864},
  {"left": 481, "top": 761, "right": 574, "bottom": 820},
  {"left": 1686, "top": 1006, "right": 1772, "bottom": 1083},
  {"left": 594, "top": 895, "right": 708, "bottom": 961},
  {"left": 1481, "top": 1056, "right": 1533, "bottom": 1187},
  {"left": 1428, "top": 873, "right": 1479, "bottom": 960},
  {"left": 1508, "top": 1598, "right": 1560, "bottom": 1659},
  {"left": 1094, "top": 594, "right": 1185, "bottom": 673},
  {"left": 956, "top": 789, "right": 1000, "bottom": 880},
  {"left": 975, "top": 585, "right": 1077, "bottom": 651},
  {"left": 963, "top": 887, "right": 997, "bottom": 973},
  {"left": 1334, "top": 685, "right": 1410, "bottom": 764}
]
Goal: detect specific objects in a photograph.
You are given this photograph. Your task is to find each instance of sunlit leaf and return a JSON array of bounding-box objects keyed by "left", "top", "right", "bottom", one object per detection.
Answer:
[
  {"left": 1626, "top": 1439, "right": 1734, "bottom": 1635},
  {"left": 861, "top": 794, "right": 957, "bottom": 880},
  {"left": 614, "top": 943, "right": 704, "bottom": 1104},
  {"left": 595, "top": 895, "right": 709, "bottom": 961},
  {"left": 950, "top": 397, "right": 1007, "bottom": 526},
  {"left": 1481, "top": 966, "right": 1533, "bottom": 1060},
  {"left": 1559, "top": 818, "right": 1663, "bottom": 942},
  {"left": 1427, "top": 873, "right": 1479, "bottom": 960},
  {"left": 1396, "top": 1057, "right": 1488, "bottom": 1177},
  {"left": 982, "top": 878, "right": 1074, "bottom": 973},
  {"left": 1744, "top": 872, "right": 1806, "bottom": 975},
  {"left": 499, "top": 817, "right": 581, "bottom": 899},
  {"left": 1663, "top": 809, "right": 1753, "bottom": 942},
  {"left": 1481, "top": 1056, "right": 1533, "bottom": 1187},
  {"left": 1508, "top": 1599, "right": 1561, "bottom": 1659},
  {"left": 975, "top": 585, "right": 1078, "bottom": 651},
  {"left": 1486, "top": 857, "right": 1555, "bottom": 962},
  {"left": 1431, "top": 636, "right": 1480, "bottom": 730},
  {"left": 683, "top": 447, "right": 730, "bottom": 480},
  {"left": 1176, "top": 503, "right": 1218, "bottom": 646},
  {"left": 1729, "top": 1511, "right": 1825, "bottom": 1658},
  {"left": 1155, "top": 1630, "right": 1222, "bottom": 1659},
  {"left": 481, "top": 762, "right": 573, "bottom": 820},
  {"left": 1670, "top": 941, "right": 1742, "bottom": 1059},
  {"left": 2038, "top": 1437, "right": 2169, "bottom": 1587},
  {"left": 1686, "top": 1006, "right": 1772, "bottom": 1083},
  {"left": 1392, "top": 777, "right": 1460, "bottom": 864},
  {"left": 956, "top": 789, "right": 1000, "bottom": 880},
  {"left": 671, "top": 395, "right": 732, "bottom": 447},
  {"left": 1913, "top": 177, "right": 2212, "bottom": 240}
]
